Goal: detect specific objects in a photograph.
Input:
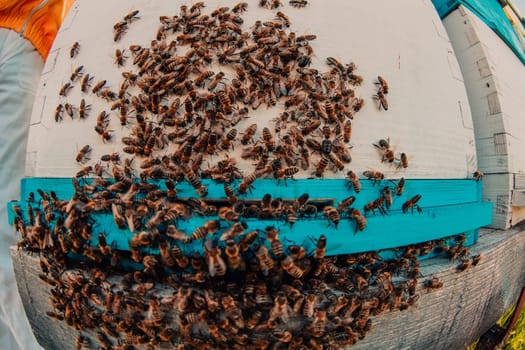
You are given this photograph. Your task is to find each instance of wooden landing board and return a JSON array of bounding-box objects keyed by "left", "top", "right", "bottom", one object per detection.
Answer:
[{"left": 8, "top": 177, "right": 493, "bottom": 256}]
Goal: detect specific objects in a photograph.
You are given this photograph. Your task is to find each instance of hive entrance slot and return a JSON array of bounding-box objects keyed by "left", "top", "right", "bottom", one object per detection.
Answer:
[{"left": 202, "top": 197, "right": 336, "bottom": 213}]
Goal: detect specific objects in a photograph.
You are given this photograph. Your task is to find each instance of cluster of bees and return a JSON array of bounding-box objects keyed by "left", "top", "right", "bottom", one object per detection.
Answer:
[
  {"left": 16, "top": 184, "right": 477, "bottom": 350},
  {"left": 57, "top": 0, "right": 374, "bottom": 186},
  {"left": 12, "top": 1, "right": 483, "bottom": 349}
]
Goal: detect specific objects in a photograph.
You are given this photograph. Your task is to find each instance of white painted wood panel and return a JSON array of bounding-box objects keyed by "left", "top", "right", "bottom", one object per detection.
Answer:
[
  {"left": 25, "top": 0, "right": 476, "bottom": 180},
  {"left": 443, "top": 5, "right": 525, "bottom": 228}
]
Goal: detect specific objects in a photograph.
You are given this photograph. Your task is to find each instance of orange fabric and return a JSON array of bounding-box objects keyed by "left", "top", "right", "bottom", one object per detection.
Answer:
[{"left": 0, "top": 0, "right": 73, "bottom": 60}]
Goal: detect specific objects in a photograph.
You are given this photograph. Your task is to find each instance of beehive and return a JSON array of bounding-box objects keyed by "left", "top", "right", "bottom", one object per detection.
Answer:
[
  {"left": 9, "top": 1, "right": 500, "bottom": 349},
  {"left": 441, "top": 4, "right": 525, "bottom": 229}
]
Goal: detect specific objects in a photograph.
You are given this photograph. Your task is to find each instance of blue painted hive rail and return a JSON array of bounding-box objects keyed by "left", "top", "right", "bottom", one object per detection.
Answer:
[{"left": 8, "top": 177, "right": 492, "bottom": 257}]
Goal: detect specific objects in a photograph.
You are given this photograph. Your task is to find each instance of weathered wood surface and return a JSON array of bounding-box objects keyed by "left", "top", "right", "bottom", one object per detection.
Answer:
[{"left": 12, "top": 227, "right": 525, "bottom": 350}]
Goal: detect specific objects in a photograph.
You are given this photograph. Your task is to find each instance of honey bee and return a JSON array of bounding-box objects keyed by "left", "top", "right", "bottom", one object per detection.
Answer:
[
  {"left": 337, "top": 195, "right": 356, "bottom": 214},
  {"left": 273, "top": 11, "right": 291, "bottom": 27},
  {"left": 99, "top": 88, "right": 117, "bottom": 101},
  {"left": 59, "top": 82, "right": 73, "bottom": 97},
  {"left": 54, "top": 104, "right": 64, "bottom": 122},
  {"left": 78, "top": 98, "right": 91, "bottom": 119},
  {"left": 205, "top": 132, "right": 219, "bottom": 156},
  {"left": 111, "top": 203, "right": 126, "bottom": 229},
  {"left": 172, "top": 246, "right": 190, "bottom": 269},
  {"left": 239, "top": 229, "right": 259, "bottom": 252},
  {"left": 164, "top": 225, "right": 190, "bottom": 245},
  {"left": 363, "top": 170, "right": 384, "bottom": 184},
  {"left": 241, "top": 123, "right": 257, "bottom": 145},
  {"left": 217, "top": 184, "right": 238, "bottom": 206},
  {"left": 80, "top": 73, "right": 92, "bottom": 93},
  {"left": 364, "top": 196, "right": 387, "bottom": 216},
  {"left": 350, "top": 208, "right": 367, "bottom": 233},
  {"left": 309, "top": 309, "right": 328, "bottom": 338},
  {"left": 75, "top": 165, "right": 92, "bottom": 178},
  {"left": 92, "top": 80, "right": 107, "bottom": 94},
  {"left": 423, "top": 277, "right": 443, "bottom": 290},
  {"left": 190, "top": 2, "right": 206, "bottom": 13},
  {"left": 395, "top": 177, "right": 405, "bottom": 196},
  {"left": 75, "top": 144, "right": 91, "bottom": 163},
  {"left": 153, "top": 239, "right": 175, "bottom": 269},
  {"left": 345, "top": 170, "right": 361, "bottom": 193},
  {"left": 219, "top": 222, "right": 248, "bottom": 241},
  {"left": 95, "top": 111, "right": 109, "bottom": 129},
  {"left": 238, "top": 172, "right": 257, "bottom": 194},
  {"left": 314, "top": 156, "right": 329, "bottom": 177},
  {"left": 269, "top": 0, "right": 282, "bottom": 8},
  {"left": 218, "top": 128, "right": 236, "bottom": 151},
  {"left": 323, "top": 205, "right": 340, "bottom": 228},
  {"left": 352, "top": 97, "right": 365, "bottom": 112},
  {"left": 261, "top": 127, "right": 275, "bottom": 151},
  {"left": 376, "top": 75, "right": 389, "bottom": 94},
  {"left": 225, "top": 239, "right": 244, "bottom": 271},
  {"left": 313, "top": 234, "right": 327, "bottom": 260},
  {"left": 113, "top": 27, "right": 126, "bottom": 42},
  {"left": 204, "top": 239, "right": 227, "bottom": 277},
  {"left": 472, "top": 254, "right": 482, "bottom": 266},
  {"left": 192, "top": 220, "right": 220, "bottom": 240},
  {"left": 100, "top": 152, "right": 120, "bottom": 165},
  {"left": 94, "top": 125, "right": 113, "bottom": 142},
  {"left": 124, "top": 9, "right": 140, "bottom": 22},
  {"left": 457, "top": 258, "right": 472, "bottom": 272},
  {"left": 184, "top": 167, "right": 208, "bottom": 197},
  {"left": 373, "top": 140, "right": 394, "bottom": 165},
  {"left": 62, "top": 103, "right": 74, "bottom": 119},
  {"left": 383, "top": 186, "right": 393, "bottom": 209},
  {"left": 296, "top": 292, "right": 316, "bottom": 319},
  {"left": 399, "top": 152, "right": 408, "bottom": 168},
  {"left": 218, "top": 207, "right": 240, "bottom": 222},
  {"left": 341, "top": 119, "right": 352, "bottom": 143},
  {"left": 284, "top": 92, "right": 306, "bottom": 109},
  {"left": 115, "top": 49, "right": 126, "bottom": 66},
  {"left": 75, "top": 333, "right": 90, "bottom": 350},
  {"left": 97, "top": 233, "right": 112, "bottom": 256},
  {"left": 402, "top": 194, "right": 422, "bottom": 213},
  {"left": 255, "top": 244, "right": 275, "bottom": 276},
  {"left": 70, "top": 42, "right": 80, "bottom": 58},
  {"left": 274, "top": 166, "right": 299, "bottom": 182},
  {"left": 232, "top": 2, "right": 248, "bottom": 13},
  {"left": 193, "top": 70, "right": 214, "bottom": 89},
  {"left": 207, "top": 71, "right": 225, "bottom": 91},
  {"left": 328, "top": 153, "right": 346, "bottom": 172},
  {"left": 221, "top": 295, "right": 245, "bottom": 329},
  {"left": 373, "top": 90, "right": 388, "bottom": 111},
  {"left": 265, "top": 226, "right": 283, "bottom": 258},
  {"left": 69, "top": 65, "right": 84, "bottom": 82},
  {"left": 473, "top": 170, "right": 483, "bottom": 181},
  {"left": 298, "top": 147, "right": 310, "bottom": 171}
]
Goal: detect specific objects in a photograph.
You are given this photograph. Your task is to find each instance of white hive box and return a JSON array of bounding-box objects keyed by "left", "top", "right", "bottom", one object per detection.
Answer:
[
  {"left": 443, "top": 5, "right": 525, "bottom": 229},
  {"left": 26, "top": 0, "right": 477, "bottom": 180}
]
